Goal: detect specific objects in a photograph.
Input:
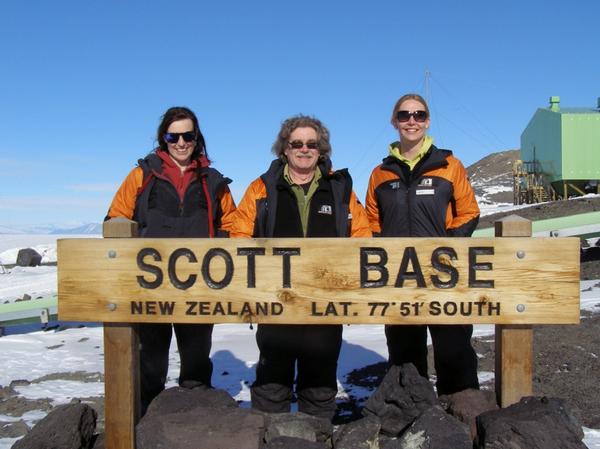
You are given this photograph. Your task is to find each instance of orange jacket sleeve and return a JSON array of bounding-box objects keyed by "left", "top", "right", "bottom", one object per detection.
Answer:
[
  {"left": 229, "top": 178, "right": 266, "bottom": 238},
  {"left": 217, "top": 186, "right": 237, "bottom": 233},
  {"left": 349, "top": 191, "right": 372, "bottom": 237},
  {"left": 365, "top": 166, "right": 386, "bottom": 235},
  {"left": 445, "top": 156, "right": 480, "bottom": 235},
  {"left": 106, "top": 167, "right": 143, "bottom": 220}
]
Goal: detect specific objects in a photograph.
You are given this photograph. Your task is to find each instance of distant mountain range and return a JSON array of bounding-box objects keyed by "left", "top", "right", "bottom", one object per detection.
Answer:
[
  {"left": 0, "top": 150, "right": 521, "bottom": 235},
  {"left": 0, "top": 223, "right": 103, "bottom": 235}
]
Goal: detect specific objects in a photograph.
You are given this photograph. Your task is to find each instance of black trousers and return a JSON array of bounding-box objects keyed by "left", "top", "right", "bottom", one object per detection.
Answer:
[
  {"left": 252, "top": 324, "right": 342, "bottom": 418},
  {"left": 385, "top": 324, "right": 479, "bottom": 395},
  {"left": 139, "top": 323, "right": 213, "bottom": 415}
]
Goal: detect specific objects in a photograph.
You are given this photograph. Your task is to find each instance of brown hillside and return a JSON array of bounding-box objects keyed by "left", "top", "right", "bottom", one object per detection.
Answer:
[{"left": 467, "top": 149, "right": 519, "bottom": 204}]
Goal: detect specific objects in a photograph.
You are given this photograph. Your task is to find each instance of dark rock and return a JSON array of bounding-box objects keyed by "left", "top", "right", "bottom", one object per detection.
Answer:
[
  {"left": 145, "top": 386, "right": 237, "bottom": 417},
  {"left": 379, "top": 434, "right": 403, "bottom": 449},
  {"left": 0, "top": 419, "right": 29, "bottom": 438},
  {"left": 398, "top": 405, "right": 471, "bottom": 449},
  {"left": 476, "top": 396, "right": 586, "bottom": 448},
  {"left": 532, "top": 313, "right": 600, "bottom": 428},
  {"left": 362, "top": 364, "right": 438, "bottom": 436},
  {"left": 12, "top": 403, "right": 97, "bottom": 449},
  {"left": 91, "top": 433, "right": 104, "bottom": 449},
  {"left": 0, "top": 395, "right": 53, "bottom": 416},
  {"left": 443, "top": 388, "right": 498, "bottom": 438},
  {"left": 333, "top": 416, "right": 380, "bottom": 449},
  {"left": 263, "top": 436, "right": 329, "bottom": 449},
  {"left": 0, "top": 385, "right": 17, "bottom": 400},
  {"left": 264, "top": 412, "right": 332, "bottom": 443},
  {"left": 137, "top": 406, "right": 264, "bottom": 449},
  {"left": 16, "top": 249, "right": 42, "bottom": 267}
]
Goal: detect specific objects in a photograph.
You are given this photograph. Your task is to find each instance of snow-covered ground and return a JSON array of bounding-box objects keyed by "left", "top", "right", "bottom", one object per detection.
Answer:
[{"left": 0, "top": 234, "right": 599, "bottom": 448}]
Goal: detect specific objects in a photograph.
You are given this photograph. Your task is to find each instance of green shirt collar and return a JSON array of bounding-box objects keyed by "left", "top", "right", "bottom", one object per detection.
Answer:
[
  {"left": 283, "top": 164, "right": 322, "bottom": 237},
  {"left": 283, "top": 163, "right": 322, "bottom": 186},
  {"left": 388, "top": 135, "right": 433, "bottom": 170}
]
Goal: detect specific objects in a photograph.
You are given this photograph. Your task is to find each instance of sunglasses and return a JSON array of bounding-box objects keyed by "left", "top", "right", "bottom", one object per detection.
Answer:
[
  {"left": 396, "top": 110, "right": 429, "bottom": 123},
  {"left": 164, "top": 131, "right": 196, "bottom": 144},
  {"left": 288, "top": 140, "right": 319, "bottom": 150}
]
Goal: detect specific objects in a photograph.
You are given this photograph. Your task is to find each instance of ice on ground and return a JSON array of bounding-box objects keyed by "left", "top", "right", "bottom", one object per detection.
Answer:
[{"left": 0, "top": 266, "right": 57, "bottom": 302}]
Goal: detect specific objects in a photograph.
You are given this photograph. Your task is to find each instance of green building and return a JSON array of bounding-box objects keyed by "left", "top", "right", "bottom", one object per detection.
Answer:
[{"left": 517, "top": 96, "right": 600, "bottom": 202}]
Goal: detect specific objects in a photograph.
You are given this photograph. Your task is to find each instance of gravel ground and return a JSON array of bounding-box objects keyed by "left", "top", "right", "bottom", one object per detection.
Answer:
[{"left": 477, "top": 195, "right": 600, "bottom": 229}]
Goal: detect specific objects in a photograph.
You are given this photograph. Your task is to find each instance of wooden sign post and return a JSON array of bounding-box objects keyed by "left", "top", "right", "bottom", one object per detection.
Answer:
[
  {"left": 57, "top": 217, "right": 581, "bottom": 449},
  {"left": 101, "top": 218, "right": 140, "bottom": 449},
  {"left": 495, "top": 215, "right": 534, "bottom": 407}
]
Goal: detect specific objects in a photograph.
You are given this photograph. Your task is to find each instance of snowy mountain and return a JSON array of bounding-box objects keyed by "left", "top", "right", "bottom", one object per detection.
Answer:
[
  {"left": 48, "top": 223, "right": 102, "bottom": 235},
  {"left": 0, "top": 223, "right": 102, "bottom": 235},
  {"left": 0, "top": 226, "right": 27, "bottom": 235}
]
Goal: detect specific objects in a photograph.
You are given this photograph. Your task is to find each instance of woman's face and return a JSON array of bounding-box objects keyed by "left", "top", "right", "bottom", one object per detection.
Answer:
[
  {"left": 395, "top": 99, "right": 430, "bottom": 145},
  {"left": 284, "top": 127, "right": 320, "bottom": 174},
  {"left": 165, "top": 118, "right": 196, "bottom": 167}
]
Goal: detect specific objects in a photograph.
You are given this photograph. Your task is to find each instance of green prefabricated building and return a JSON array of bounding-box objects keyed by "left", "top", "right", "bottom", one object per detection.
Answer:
[{"left": 521, "top": 96, "right": 600, "bottom": 196}]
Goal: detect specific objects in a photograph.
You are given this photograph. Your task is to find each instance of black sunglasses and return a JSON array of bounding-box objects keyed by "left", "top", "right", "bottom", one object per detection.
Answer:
[
  {"left": 164, "top": 131, "right": 196, "bottom": 144},
  {"left": 396, "top": 110, "right": 429, "bottom": 123},
  {"left": 288, "top": 140, "right": 319, "bottom": 150}
]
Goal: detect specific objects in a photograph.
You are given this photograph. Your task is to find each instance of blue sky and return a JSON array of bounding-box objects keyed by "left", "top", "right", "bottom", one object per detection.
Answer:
[{"left": 0, "top": 0, "right": 598, "bottom": 228}]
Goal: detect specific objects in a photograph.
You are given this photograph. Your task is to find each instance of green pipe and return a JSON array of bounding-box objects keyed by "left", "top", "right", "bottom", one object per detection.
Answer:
[{"left": 0, "top": 295, "right": 58, "bottom": 315}]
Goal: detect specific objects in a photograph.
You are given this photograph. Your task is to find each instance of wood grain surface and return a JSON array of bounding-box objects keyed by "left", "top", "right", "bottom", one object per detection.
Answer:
[{"left": 57, "top": 237, "right": 580, "bottom": 324}]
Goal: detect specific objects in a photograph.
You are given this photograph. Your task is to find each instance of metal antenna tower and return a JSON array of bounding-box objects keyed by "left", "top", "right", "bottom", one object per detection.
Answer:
[{"left": 424, "top": 69, "right": 431, "bottom": 104}]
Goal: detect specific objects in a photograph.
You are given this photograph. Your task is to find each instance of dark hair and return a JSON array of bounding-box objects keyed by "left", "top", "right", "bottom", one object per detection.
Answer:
[
  {"left": 272, "top": 115, "right": 332, "bottom": 162},
  {"left": 390, "top": 93, "right": 430, "bottom": 127},
  {"left": 156, "top": 106, "right": 207, "bottom": 160}
]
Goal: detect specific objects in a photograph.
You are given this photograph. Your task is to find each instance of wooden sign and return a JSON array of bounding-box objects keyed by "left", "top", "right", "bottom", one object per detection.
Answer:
[{"left": 57, "top": 237, "right": 580, "bottom": 325}]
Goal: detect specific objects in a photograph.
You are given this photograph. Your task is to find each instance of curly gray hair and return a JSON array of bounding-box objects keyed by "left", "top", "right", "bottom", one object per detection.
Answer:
[{"left": 272, "top": 115, "right": 332, "bottom": 162}]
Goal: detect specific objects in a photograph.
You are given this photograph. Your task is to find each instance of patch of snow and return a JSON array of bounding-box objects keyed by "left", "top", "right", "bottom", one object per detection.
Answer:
[
  {"left": 0, "top": 266, "right": 57, "bottom": 302},
  {"left": 14, "top": 380, "right": 105, "bottom": 404}
]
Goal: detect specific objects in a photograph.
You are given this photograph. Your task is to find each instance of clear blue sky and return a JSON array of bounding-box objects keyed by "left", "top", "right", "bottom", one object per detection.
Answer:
[{"left": 1, "top": 0, "right": 598, "bottom": 228}]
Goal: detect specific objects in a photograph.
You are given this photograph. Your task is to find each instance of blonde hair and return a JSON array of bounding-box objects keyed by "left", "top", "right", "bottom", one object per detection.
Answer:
[{"left": 390, "top": 93, "right": 430, "bottom": 126}]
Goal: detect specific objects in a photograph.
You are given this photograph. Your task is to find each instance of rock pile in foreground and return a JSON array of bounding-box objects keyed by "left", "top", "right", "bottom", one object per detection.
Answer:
[{"left": 12, "top": 364, "right": 588, "bottom": 449}]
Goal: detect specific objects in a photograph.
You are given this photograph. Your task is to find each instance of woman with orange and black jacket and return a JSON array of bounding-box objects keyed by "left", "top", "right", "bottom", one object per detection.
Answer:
[
  {"left": 232, "top": 115, "right": 371, "bottom": 420},
  {"left": 106, "top": 106, "right": 236, "bottom": 415},
  {"left": 365, "top": 93, "right": 480, "bottom": 396}
]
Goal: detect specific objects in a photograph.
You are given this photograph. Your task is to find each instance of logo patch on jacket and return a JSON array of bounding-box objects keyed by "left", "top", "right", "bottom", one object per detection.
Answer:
[
  {"left": 318, "top": 204, "right": 333, "bottom": 215},
  {"left": 389, "top": 181, "right": 401, "bottom": 189},
  {"left": 418, "top": 178, "right": 433, "bottom": 187}
]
